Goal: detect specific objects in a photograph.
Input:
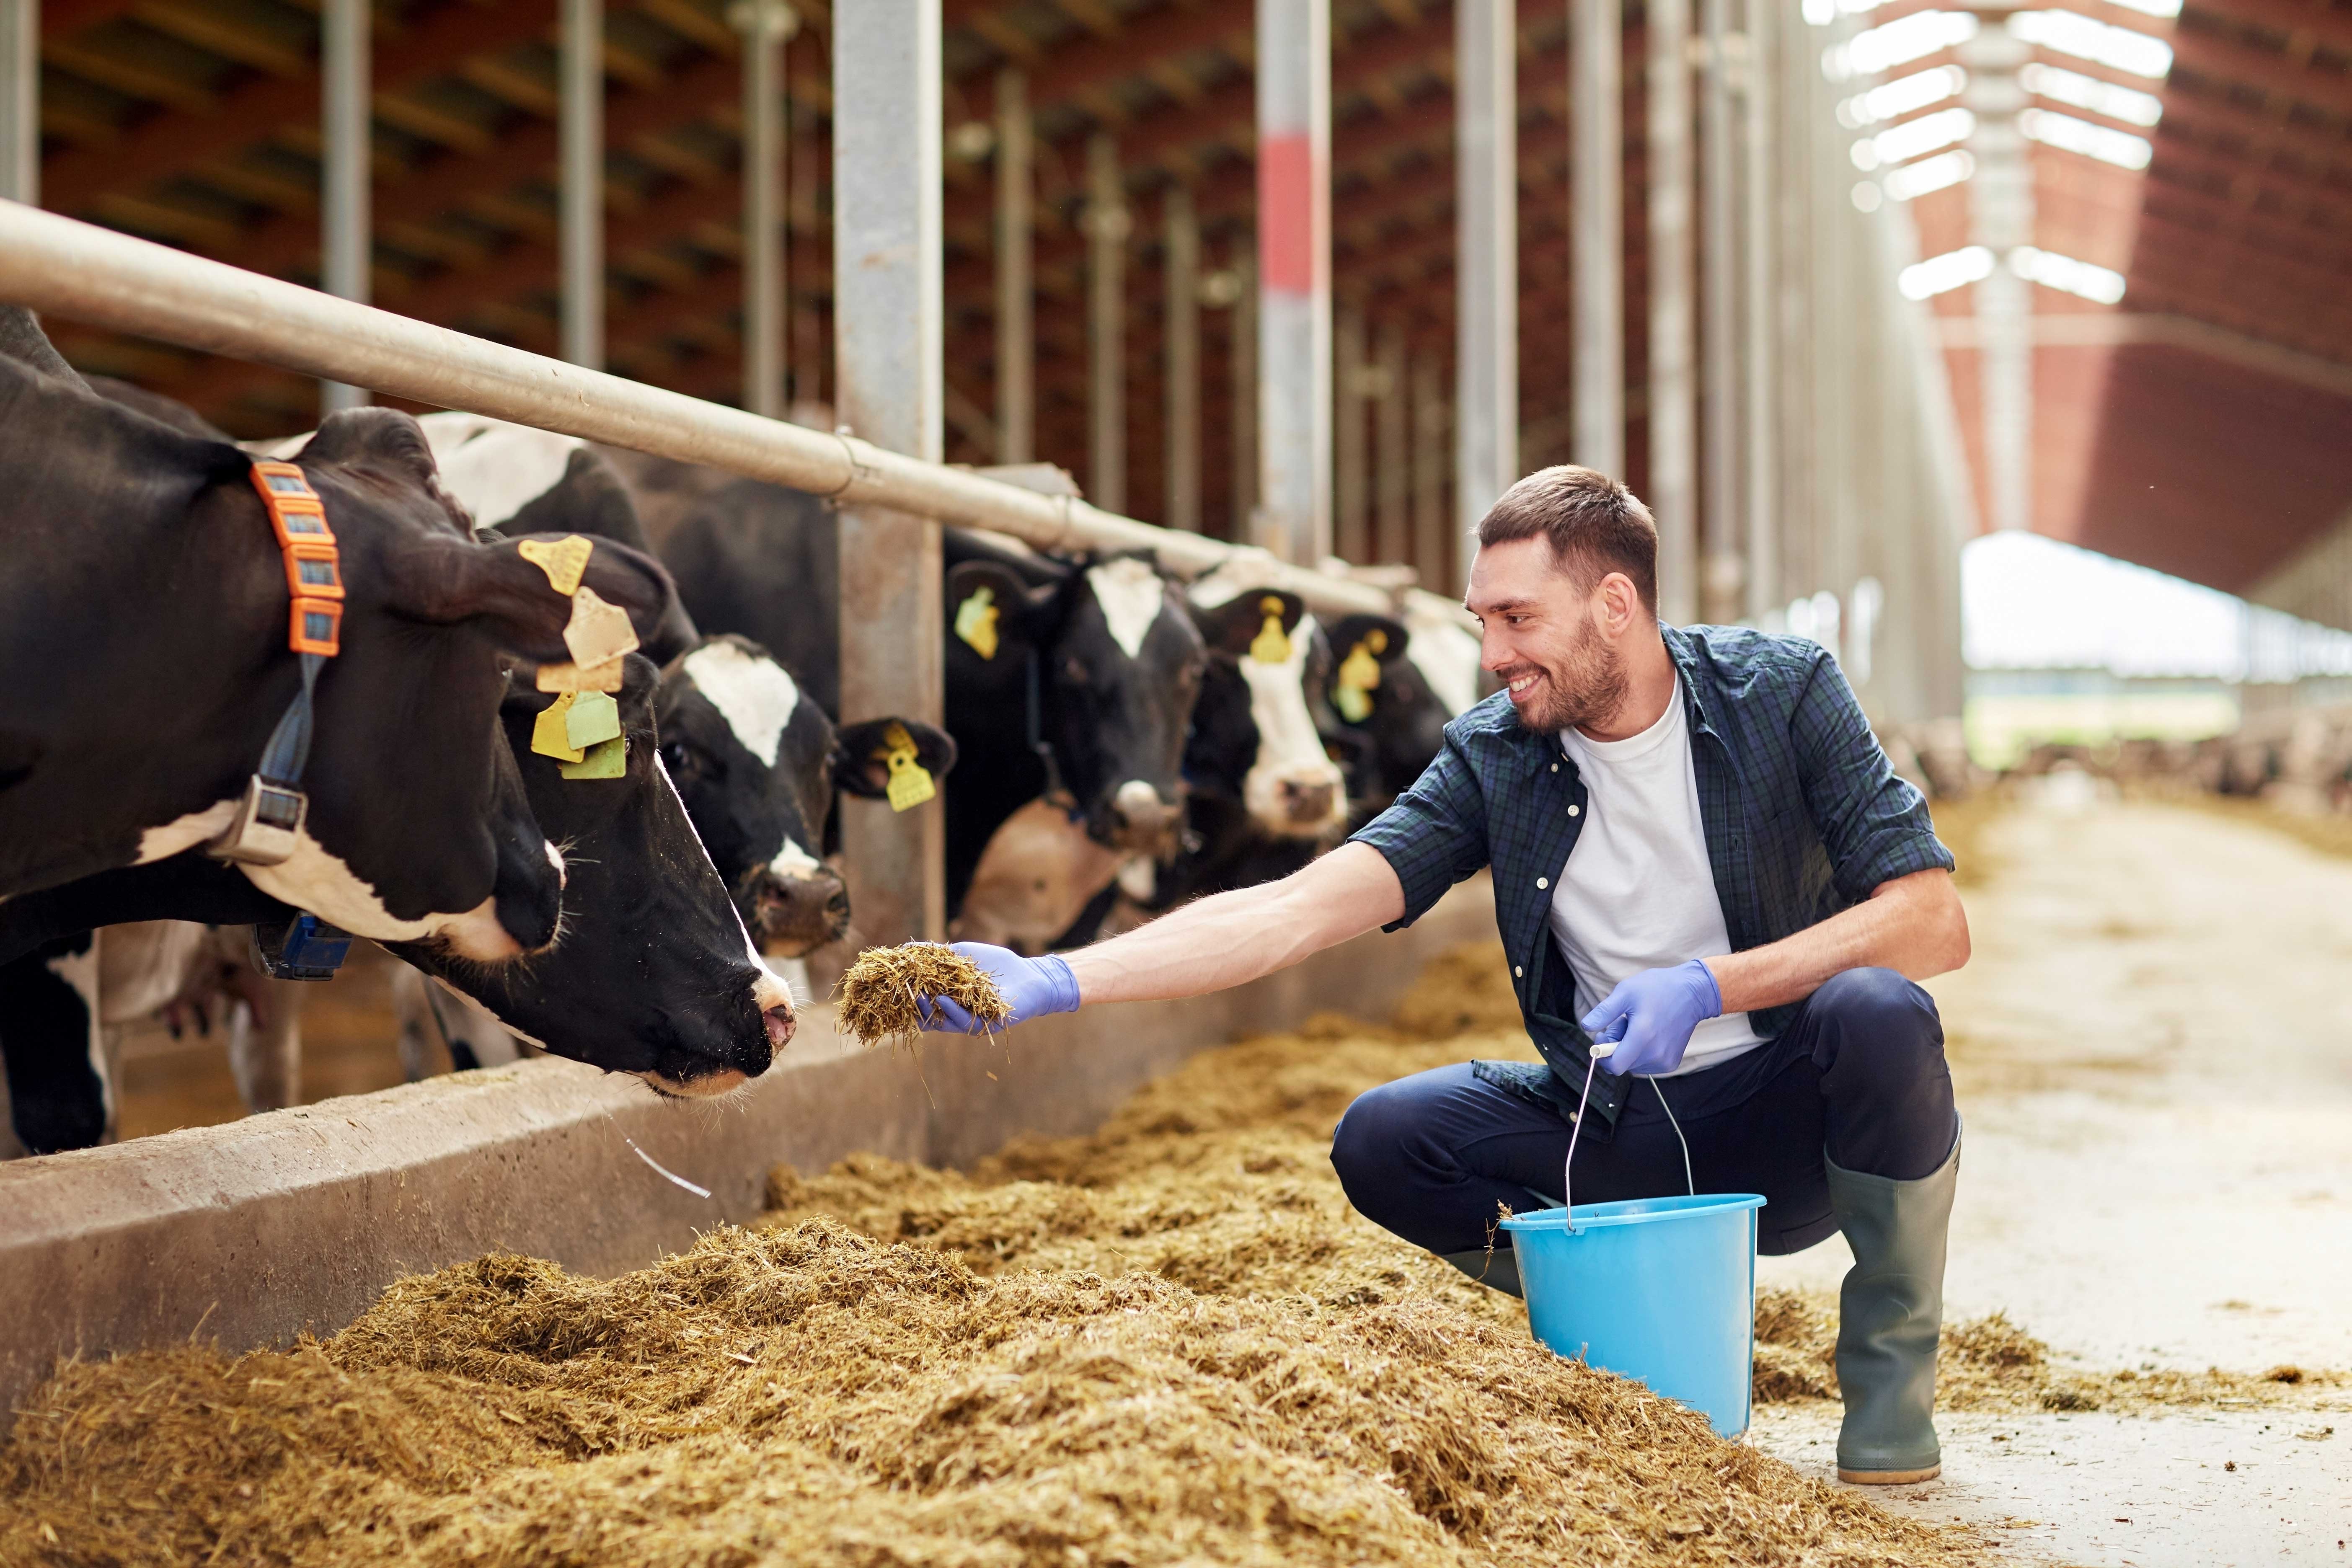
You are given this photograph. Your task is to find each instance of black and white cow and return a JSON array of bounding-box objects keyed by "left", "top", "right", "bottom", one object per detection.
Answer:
[{"left": 0, "top": 334, "right": 678, "bottom": 958}]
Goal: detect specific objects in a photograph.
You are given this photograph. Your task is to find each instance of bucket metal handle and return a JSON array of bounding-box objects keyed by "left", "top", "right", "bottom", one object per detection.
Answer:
[{"left": 1560, "top": 1042, "right": 1696, "bottom": 1230}]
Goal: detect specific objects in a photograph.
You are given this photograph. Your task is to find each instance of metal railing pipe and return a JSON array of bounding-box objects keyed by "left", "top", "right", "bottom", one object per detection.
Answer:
[{"left": 0, "top": 200, "right": 1413, "bottom": 623}]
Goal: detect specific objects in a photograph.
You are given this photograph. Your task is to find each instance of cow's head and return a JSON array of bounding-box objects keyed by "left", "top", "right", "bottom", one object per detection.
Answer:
[
  {"left": 655, "top": 634, "right": 955, "bottom": 957},
  {"left": 1185, "top": 584, "right": 1350, "bottom": 840},
  {"left": 945, "top": 552, "right": 1203, "bottom": 854},
  {"left": 1316, "top": 611, "right": 1445, "bottom": 806},
  {"left": 395, "top": 654, "right": 794, "bottom": 1095}
]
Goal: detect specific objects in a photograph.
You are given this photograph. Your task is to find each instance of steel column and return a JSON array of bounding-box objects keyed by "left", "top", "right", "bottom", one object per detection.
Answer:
[
  {"left": 1411, "top": 355, "right": 1450, "bottom": 592},
  {"left": 1739, "top": 0, "right": 1777, "bottom": 621},
  {"left": 1964, "top": 27, "right": 2033, "bottom": 532},
  {"left": 1455, "top": 0, "right": 1516, "bottom": 574},
  {"left": 739, "top": 0, "right": 796, "bottom": 418},
  {"left": 1647, "top": 0, "right": 1697, "bottom": 625},
  {"left": 1230, "top": 241, "right": 1258, "bottom": 535},
  {"left": 0, "top": 0, "right": 29, "bottom": 207},
  {"left": 1163, "top": 181, "right": 1200, "bottom": 530},
  {"left": 1571, "top": 0, "right": 1623, "bottom": 476},
  {"left": 995, "top": 68, "right": 1032, "bottom": 463},
  {"left": 320, "top": 0, "right": 370, "bottom": 412},
  {"left": 1698, "top": 0, "right": 1740, "bottom": 622},
  {"left": 560, "top": 0, "right": 603, "bottom": 369},
  {"left": 833, "top": 0, "right": 945, "bottom": 946},
  {"left": 1375, "top": 321, "right": 1408, "bottom": 565},
  {"left": 1254, "top": 0, "right": 1331, "bottom": 564},
  {"left": 1086, "top": 132, "right": 1127, "bottom": 514},
  {"left": 1336, "top": 301, "right": 1367, "bottom": 562}
]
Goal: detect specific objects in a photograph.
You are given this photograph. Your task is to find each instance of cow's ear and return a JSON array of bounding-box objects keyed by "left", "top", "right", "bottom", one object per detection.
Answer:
[
  {"left": 832, "top": 718, "right": 959, "bottom": 798},
  {"left": 378, "top": 531, "right": 680, "bottom": 663},
  {"left": 1329, "top": 613, "right": 1412, "bottom": 666},
  {"left": 1194, "top": 589, "right": 1305, "bottom": 657},
  {"left": 946, "top": 561, "right": 1043, "bottom": 664}
]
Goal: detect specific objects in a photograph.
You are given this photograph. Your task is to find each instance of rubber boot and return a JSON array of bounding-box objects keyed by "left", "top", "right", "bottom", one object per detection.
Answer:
[
  {"left": 1438, "top": 1247, "right": 1522, "bottom": 1297},
  {"left": 1826, "top": 1122, "right": 1960, "bottom": 1484}
]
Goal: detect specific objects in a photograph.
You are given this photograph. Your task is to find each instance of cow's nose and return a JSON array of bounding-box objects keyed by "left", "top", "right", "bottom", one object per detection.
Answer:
[
  {"left": 1112, "top": 779, "right": 1176, "bottom": 832},
  {"left": 1281, "top": 778, "right": 1337, "bottom": 825},
  {"left": 746, "top": 865, "right": 853, "bottom": 956}
]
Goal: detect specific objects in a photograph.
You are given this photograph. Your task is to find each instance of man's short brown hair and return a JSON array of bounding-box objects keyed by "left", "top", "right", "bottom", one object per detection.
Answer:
[{"left": 1475, "top": 465, "right": 1659, "bottom": 612}]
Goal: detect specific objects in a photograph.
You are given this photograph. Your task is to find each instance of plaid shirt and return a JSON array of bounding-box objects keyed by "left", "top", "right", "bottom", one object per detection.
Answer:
[{"left": 1351, "top": 623, "right": 1954, "bottom": 1127}]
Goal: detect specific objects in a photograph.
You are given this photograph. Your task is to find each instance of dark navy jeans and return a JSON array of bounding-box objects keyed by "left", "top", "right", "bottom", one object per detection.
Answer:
[{"left": 1330, "top": 966, "right": 1957, "bottom": 1258}]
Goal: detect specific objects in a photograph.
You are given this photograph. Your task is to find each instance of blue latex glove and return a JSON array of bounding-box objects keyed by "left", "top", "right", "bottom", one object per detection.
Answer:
[
  {"left": 1579, "top": 959, "right": 1723, "bottom": 1077},
  {"left": 918, "top": 941, "right": 1081, "bottom": 1033}
]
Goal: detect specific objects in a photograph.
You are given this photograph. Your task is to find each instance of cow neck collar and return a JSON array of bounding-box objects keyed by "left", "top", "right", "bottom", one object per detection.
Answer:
[{"left": 205, "top": 459, "right": 355, "bottom": 979}]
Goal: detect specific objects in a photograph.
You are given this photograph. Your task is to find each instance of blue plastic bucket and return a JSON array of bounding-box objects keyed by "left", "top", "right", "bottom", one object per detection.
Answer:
[{"left": 1499, "top": 1193, "right": 1767, "bottom": 1437}]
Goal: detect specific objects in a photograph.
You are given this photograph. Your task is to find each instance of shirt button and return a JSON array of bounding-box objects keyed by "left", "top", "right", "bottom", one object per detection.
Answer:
[
  {"left": 1551, "top": 762, "right": 1559, "bottom": 772},
  {"left": 1536, "top": 877, "right": 1549, "bottom": 889},
  {"left": 1514, "top": 965, "right": 1524, "bottom": 978},
  {"left": 1567, "top": 804, "right": 1582, "bottom": 817}
]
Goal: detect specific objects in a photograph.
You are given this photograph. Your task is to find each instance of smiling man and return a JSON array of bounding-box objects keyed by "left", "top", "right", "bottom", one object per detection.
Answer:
[{"left": 914, "top": 465, "right": 1969, "bottom": 1485}]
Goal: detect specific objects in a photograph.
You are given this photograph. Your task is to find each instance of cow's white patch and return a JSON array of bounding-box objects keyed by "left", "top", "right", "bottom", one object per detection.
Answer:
[
  {"left": 1402, "top": 608, "right": 1484, "bottom": 716},
  {"left": 1239, "top": 613, "right": 1348, "bottom": 838},
  {"left": 775, "top": 956, "right": 813, "bottom": 1008},
  {"left": 1184, "top": 548, "right": 1285, "bottom": 611},
  {"left": 240, "top": 832, "right": 524, "bottom": 961},
  {"left": 415, "top": 412, "right": 585, "bottom": 530},
  {"left": 134, "top": 800, "right": 242, "bottom": 865},
  {"left": 682, "top": 642, "right": 801, "bottom": 769},
  {"left": 1086, "top": 558, "right": 1166, "bottom": 659},
  {"left": 771, "top": 835, "right": 824, "bottom": 879},
  {"left": 97, "top": 920, "right": 210, "bottom": 1023}
]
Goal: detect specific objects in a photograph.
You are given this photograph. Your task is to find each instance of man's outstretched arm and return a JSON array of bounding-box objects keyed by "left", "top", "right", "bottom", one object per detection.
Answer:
[{"left": 915, "top": 842, "right": 1408, "bottom": 1031}]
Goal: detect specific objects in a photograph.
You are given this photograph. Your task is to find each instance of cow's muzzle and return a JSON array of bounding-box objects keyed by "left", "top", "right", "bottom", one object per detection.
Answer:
[
  {"left": 1101, "top": 778, "right": 1182, "bottom": 853},
  {"left": 741, "top": 863, "right": 852, "bottom": 957}
]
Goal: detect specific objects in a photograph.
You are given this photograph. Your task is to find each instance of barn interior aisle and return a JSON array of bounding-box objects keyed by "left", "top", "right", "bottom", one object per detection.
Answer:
[{"left": 1754, "top": 782, "right": 2352, "bottom": 1565}]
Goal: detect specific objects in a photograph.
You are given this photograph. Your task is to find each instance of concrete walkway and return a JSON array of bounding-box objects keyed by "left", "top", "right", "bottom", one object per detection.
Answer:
[{"left": 1752, "top": 785, "right": 2352, "bottom": 1565}]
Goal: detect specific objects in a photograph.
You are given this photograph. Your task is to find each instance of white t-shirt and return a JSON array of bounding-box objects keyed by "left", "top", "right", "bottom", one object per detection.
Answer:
[{"left": 1547, "top": 677, "right": 1764, "bottom": 1077}]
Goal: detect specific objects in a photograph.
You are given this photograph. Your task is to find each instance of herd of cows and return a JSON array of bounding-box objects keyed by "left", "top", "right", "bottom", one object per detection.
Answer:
[{"left": 0, "top": 305, "right": 1487, "bottom": 1158}]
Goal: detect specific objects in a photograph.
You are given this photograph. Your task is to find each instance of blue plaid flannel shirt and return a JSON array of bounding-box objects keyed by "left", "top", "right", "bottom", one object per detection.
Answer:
[{"left": 1350, "top": 623, "right": 1955, "bottom": 1128}]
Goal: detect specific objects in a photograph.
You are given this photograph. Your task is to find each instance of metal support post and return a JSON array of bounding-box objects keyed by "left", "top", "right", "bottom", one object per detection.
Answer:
[
  {"left": 0, "top": 0, "right": 30, "bottom": 206},
  {"left": 1254, "top": 0, "right": 1330, "bottom": 563},
  {"left": 1739, "top": 0, "right": 1776, "bottom": 621},
  {"left": 1456, "top": 0, "right": 1517, "bottom": 574},
  {"left": 1411, "top": 356, "right": 1450, "bottom": 592},
  {"left": 833, "top": 0, "right": 945, "bottom": 945},
  {"left": 1335, "top": 301, "right": 1367, "bottom": 563},
  {"left": 1230, "top": 241, "right": 1257, "bottom": 536},
  {"left": 1648, "top": 0, "right": 1698, "bottom": 625},
  {"left": 1571, "top": 0, "right": 1623, "bottom": 475},
  {"left": 1374, "top": 321, "right": 1408, "bottom": 564},
  {"left": 320, "top": 0, "right": 370, "bottom": 412},
  {"left": 561, "top": 0, "right": 603, "bottom": 369},
  {"left": 1964, "top": 27, "right": 2033, "bottom": 531},
  {"left": 1086, "top": 132, "right": 1127, "bottom": 514},
  {"left": 1163, "top": 182, "right": 1200, "bottom": 530},
  {"left": 739, "top": 0, "right": 796, "bottom": 418},
  {"left": 994, "top": 69, "right": 1032, "bottom": 463},
  {"left": 1698, "top": 0, "right": 1741, "bottom": 622}
]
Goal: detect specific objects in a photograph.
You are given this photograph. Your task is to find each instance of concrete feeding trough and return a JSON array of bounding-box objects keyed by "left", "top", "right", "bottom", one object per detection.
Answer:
[{"left": 0, "top": 880, "right": 1496, "bottom": 1426}]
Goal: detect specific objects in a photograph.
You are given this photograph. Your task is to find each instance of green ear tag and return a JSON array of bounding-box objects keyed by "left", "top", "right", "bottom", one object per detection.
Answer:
[
  {"left": 1335, "top": 636, "right": 1382, "bottom": 723},
  {"left": 559, "top": 734, "right": 627, "bottom": 780},
  {"left": 530, "top": 693, "right": 585, "bottom": 762},
  {"left": 565, "top": 689, "right": 623, "bottom": 750},
  {"left": 954, "top": 586, "right": 1000, "bottom": 659}
]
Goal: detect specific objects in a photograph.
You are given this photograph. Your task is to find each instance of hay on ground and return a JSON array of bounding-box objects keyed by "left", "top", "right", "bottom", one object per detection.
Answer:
[{"left": 835, "top": 941, "right": 1010, "bottom": 1049}]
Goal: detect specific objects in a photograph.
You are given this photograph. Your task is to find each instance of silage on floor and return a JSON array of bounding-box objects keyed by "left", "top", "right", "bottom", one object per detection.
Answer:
[{"left": 1, "top": 944, "right": 1994, "bottom": 1568}]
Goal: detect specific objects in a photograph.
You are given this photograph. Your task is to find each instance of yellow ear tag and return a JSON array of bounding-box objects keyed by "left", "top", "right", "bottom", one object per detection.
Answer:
[
  {"left": 518, "top": 535, "right": 594, "bottom": 597},
  {"left": 565, "top": 689, "right": 623, "bottom": 751},
  {"left": 537, "top": 656, "right": 625, "bottom": 694},
  {"left": 560, "top": 734, "right": 626, "bottom": 780},
  {"left": 878, "top": 721, "right": 936, "bottom": 813},
  {"left": 531, "top": 692, "right": 585, "bottom": 762},
  {"left": 562, "top": 585, "right": 640, "bottom": 668},
  {"left": 954, "top": 586, "right": 1001, "bottom": 660},
  {"left": 1247, "top": 596, "right": 1292, "bottom": 665},
  {"left": 1335, "top": 638, "right": 1382, "bottom": 723}
]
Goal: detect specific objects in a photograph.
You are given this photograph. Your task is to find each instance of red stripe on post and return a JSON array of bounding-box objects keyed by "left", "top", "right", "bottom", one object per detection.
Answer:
[{"left": 1257, "top": 133, "right": 1315, "bottom": 295}]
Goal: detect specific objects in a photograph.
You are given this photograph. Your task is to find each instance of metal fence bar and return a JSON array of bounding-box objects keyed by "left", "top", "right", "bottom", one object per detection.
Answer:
[{"left": 0, "top": 199, "right": 1416, "bottom": 623}]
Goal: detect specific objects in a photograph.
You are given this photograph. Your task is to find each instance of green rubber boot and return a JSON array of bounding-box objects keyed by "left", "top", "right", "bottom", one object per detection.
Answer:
[
  {"left": 1438, "top": 1247, "right": 1522, "bottom": 1298},
  {"left": 1827, "top": 1123, "right": 1961, "bottom": 1483}
]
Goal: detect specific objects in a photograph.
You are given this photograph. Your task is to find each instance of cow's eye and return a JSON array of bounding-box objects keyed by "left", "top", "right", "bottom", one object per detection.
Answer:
[{"left": 1062, "top": 656, "right": 1090, "bottom": 686}]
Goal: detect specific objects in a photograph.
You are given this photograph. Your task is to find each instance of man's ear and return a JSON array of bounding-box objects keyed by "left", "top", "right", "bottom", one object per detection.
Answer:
[
  {"left": 833, "top": 718, "right": 958, "bottom": 798},
  {"left": 379, "top": 532, "right": 679, "bottom": 663},
  {"left": 946, "top": 561, "right": 1050, "bottom": 664}
]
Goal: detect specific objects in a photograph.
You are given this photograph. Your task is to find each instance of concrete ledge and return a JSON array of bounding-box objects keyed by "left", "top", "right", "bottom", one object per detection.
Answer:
[{"left": 0, "top": 880, "right": 1495, "bottom": 1423}]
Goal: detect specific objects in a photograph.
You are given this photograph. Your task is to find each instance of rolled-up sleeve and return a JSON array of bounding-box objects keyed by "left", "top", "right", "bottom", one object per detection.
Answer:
[
  {"left": 1789, "top": 651, "right": 1956, "bottom": 900},
  {"left": 1348, "top": 731, "right": 1493, "bottom": 930}
]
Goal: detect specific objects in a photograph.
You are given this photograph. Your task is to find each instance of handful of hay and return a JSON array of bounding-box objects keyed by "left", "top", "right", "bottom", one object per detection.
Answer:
[{"left": 835, "top": 942, "right": 1010, "bottom": 1048}]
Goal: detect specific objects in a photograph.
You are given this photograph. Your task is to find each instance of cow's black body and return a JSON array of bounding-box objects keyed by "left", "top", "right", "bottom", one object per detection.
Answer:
[{"left": 0, "top": 934, "right": 103, "bottom": 1155}]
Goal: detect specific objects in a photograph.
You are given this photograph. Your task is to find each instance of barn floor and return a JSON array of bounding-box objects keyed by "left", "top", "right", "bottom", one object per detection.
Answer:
[{"left": 1752, "top": 785, "right": 2352, "bottom": 1566}]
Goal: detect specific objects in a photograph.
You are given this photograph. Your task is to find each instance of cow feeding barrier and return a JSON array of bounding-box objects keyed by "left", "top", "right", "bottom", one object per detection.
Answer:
[{"left": 0, "top": 199, "right": 1462, "bottom": 629}]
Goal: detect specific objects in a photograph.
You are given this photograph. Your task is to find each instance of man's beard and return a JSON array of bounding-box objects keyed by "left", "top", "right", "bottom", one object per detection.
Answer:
[{"left": 1498, "top": 617, "right": 1628, "bottom": 734}]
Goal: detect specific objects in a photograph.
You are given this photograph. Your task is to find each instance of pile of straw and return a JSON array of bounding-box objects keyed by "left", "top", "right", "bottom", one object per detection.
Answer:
[{"left": 835, "top": 943, "right": 1011, "bottom": 1049}]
